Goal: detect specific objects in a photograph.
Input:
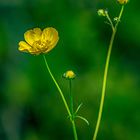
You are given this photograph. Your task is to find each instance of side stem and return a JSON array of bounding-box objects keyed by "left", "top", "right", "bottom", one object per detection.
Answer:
[{"left": 93, "top": 5, "right": 124, "bottom": 140}]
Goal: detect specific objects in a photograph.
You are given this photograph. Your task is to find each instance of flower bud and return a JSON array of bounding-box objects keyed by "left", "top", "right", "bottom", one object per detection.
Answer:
[
  {"left": 117, "top": 0, "right": 128, "bottom": 5},
  {"left": 97, "top": 9, "right": 107, "bottom": 17},
  {"left": 114, "top": 17, "right": 120, "bottom": 22},
  {"left": 63, "top": 70, "right": 76, "bottom": 79}
]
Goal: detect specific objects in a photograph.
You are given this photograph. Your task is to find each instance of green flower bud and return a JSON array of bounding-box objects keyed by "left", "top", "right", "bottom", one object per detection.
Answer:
[
  {"left": 114, "top": 17, "right": 120, "bottom": 22},
  {"left": 97, "top": 9, "right": 106, "bottom": 17}
]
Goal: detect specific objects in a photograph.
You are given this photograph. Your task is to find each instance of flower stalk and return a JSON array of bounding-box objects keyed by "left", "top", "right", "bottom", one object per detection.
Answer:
[
  {"left": 43, "top": 55, "right": 78, "bottom": 140},
  {"left": 69, "top": 79, "right": 74, "bottom": 118},
  {"left": 93, "top": 5, "right": 125, "bottom": 140},
  {"left": 69, "top": 79, "right": 78, "bottom": 140}
]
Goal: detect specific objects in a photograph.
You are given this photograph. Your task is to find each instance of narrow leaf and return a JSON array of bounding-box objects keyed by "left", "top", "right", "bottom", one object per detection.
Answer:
[
  {"left": 75, "top": 103, "right": 83, "bottom": 114},
  {"left": 76, "top": 115, "right": 89, "bottom": 125}
]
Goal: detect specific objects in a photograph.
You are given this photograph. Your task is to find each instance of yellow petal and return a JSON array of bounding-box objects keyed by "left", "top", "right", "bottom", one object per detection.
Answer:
[
  {"left": 44, "top": 40, "right": 58, "bottom": 53},
  {"left": 49, "top": 30, "right": 59, "bottom": 46},
  {"left": 18, "top": 41, "right": 32, "bottom": 53},
  {"left": 24, "top": 28, "right": 42, "bottom": 46},
  {"left": 45, "top": 39, "right": 59, "bottom": 53},
  {"left": 19, "top": 41, "right": 42, "bottom": 55},
  {"left": 41, "top": 27, "right": 59, "bottom": 42},
  {"left": 41, "top": 27, "right": 59, "bottom": 53}
]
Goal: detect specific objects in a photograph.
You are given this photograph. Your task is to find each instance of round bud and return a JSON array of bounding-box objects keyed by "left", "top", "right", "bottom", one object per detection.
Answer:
[
  {"left": 63, "top": 70, "right": 76, "bottom": 79},
  {"left": 97, "top": 9, "right": 106, "bottom": 17},
  {"left": 117, "top": 0, "right": 128, "bottom": 5}
]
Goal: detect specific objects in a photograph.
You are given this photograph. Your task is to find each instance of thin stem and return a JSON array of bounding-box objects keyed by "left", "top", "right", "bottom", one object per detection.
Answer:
[
  {"left": 69, "top": 79, "right": 78, "bottom": 140},
  {"left": 69, "top": 80, "right": 74, "bottom": 116},
  {"left": 93, "top": 29, "right": 116, "bottom": 140},
  {"left": 43, "top": 55, "right": 71, "bottom": 117},
  {"left": 115, "top": 5, "right": 124, "bottom": 30},
  {"left": 72, "top": 120, "right": 78, "bottom": 140},
  {"left": 93, "top": 5, "right": 124, "bottom": 140},
  {"left": 106, "top": 12, "right": 114, "bottom": 31},
  {"left": 43, "top": 55, "right": 78, "bottom": 140}
]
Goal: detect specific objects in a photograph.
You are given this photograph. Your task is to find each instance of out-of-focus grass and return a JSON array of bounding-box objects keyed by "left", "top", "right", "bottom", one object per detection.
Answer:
[{"left": 0, "top": 0, "right": 140, "bottom": 140}]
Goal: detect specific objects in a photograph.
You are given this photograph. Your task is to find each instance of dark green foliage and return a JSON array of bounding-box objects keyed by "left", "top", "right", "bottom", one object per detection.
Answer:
[{"left": 0, "top": 0, "right": 140, "bottom": 140}]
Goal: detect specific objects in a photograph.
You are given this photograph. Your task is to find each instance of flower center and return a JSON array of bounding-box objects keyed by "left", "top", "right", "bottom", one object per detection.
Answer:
[{"left": 33, "top": 40, "right": 51, "bottom": 52}]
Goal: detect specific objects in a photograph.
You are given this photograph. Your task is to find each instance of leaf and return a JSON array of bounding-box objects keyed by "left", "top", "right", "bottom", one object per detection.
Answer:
[
  {"left": 75, "top": 103, "right": 83, "bottom": 114},
  {"left": 104, "top": 21, "right": 111, "bottom": 27},
  {"left": 76, "top": 115, "right": 89, "bottom": 125}
]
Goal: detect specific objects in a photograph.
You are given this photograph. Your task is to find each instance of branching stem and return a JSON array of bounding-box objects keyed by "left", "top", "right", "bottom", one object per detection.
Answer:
[
  {"left": 43, "top": 55, "right": 78, "bottom": 140},
  {"left": 93, "top": 5, "right": 124, "bottom": 140}
]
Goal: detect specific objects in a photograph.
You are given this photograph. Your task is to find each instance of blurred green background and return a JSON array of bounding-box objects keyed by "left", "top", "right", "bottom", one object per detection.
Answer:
[{"left": 0, "top": 0, "right": 140, "bottom": 140}]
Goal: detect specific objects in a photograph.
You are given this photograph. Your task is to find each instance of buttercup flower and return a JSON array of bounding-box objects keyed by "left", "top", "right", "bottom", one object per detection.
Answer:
[
  {"left": 117, "top": 0, "right": 128, "bottom": 5},
  {"left": 63, "top": 70, "right": 76, "bottom": 79},
  {"left": 18, "top": 27, "right": 59, "bottom": 55}
]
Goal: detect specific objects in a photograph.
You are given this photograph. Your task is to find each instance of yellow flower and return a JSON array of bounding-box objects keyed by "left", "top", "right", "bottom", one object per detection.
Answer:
[
  {"left": 117, "top": 0, "right": 128, "bottom": 5},
  {"left": 63, "top": 70, "right": 76, "bottom": 79},
  {"left": 18, "top": 27, "right": 59, "bottom": 55}
]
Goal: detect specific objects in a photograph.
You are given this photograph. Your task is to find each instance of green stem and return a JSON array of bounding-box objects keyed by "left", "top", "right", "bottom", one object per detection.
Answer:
[
  {"left": 69, "top": 79, "right": 78, "bottom": 140},
  {"left": 72, "top": 120, "right": 78, "bottom": 140},
  {"left": 69, "top": 79, "right": 74, "bottom": 116},
  {"left": 115, "top": 5, "right": 124, "bottom": 29},
  {"left": 43, "top": 55, "right": 71, "bottom": 117},
  {"left": 106, "top": 12, "right": 114, "bottom": 31},
  {"left": 43, "top": 55, "right": 78, "bottom": 140},
  {"left": 93, "top": 5, "right": 124, "bottom": 140}
]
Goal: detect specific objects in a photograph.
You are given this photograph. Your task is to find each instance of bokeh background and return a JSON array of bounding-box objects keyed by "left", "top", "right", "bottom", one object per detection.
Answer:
[{"left": 0, "top": 0, "right": 140, "bottom": 140}]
